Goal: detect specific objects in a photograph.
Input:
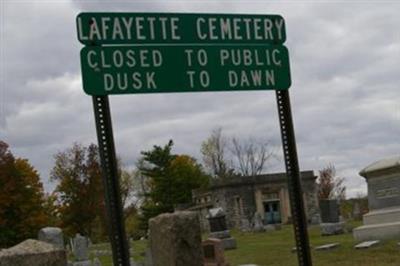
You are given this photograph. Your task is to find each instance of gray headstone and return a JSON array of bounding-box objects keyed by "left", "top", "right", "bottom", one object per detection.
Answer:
[
  {"left": 252, "top": 213, "right": 265, "bottom": 232},
  {"left": 353, "top": 157, "right": 400, "bottom": 242},
  {"left": 352, "top": 202, "right": 361, "bottom": 219},
  {"left": 73, "top": 233, "right": 89, "bottom": 261},
  {"left": 38, "top": 227, "right": 64, "bottom": 249},
  {"left": 319, "top": 200, "right": 339, "bottom": 223},
  {"left": 149, "top": 211, "right": 203, "bottom": 266},
  {"left": 240, "top": 218, "right": 251, "bottom": 232},
  {"left": 360, "top": 157, "right": 400, "bottom": 210},
  {"left": 207, "top": 208, "right": 227, "bottom": 232},
  {"left": 221, "top": 237, "right": 237, "bottom": 250}
]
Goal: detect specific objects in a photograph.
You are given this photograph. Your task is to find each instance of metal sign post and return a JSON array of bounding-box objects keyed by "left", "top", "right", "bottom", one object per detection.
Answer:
[
  {"left": 276, "top": 90, "right": 312, "bottom": 266},
  {"left": 92, "top": 96, "right": 130, "bottom": 266}
]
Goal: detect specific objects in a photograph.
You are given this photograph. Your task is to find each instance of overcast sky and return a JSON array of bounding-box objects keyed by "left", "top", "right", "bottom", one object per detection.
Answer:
[{"left": 1, "top": 0, "right": 399, "bottom": 198}]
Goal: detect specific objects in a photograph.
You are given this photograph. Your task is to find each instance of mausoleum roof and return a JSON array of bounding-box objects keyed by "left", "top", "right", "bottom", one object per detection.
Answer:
[
  {"left": 359, "top": 156, "right": 400, "bottom": 178},
  {"left": 209, "top": 170, "right": 316, "bottom": 189}
]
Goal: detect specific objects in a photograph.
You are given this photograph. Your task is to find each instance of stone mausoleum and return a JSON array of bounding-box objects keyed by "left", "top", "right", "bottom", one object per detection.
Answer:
[{"left": 191, "top": 171, "right": 319, "bottom": 231}]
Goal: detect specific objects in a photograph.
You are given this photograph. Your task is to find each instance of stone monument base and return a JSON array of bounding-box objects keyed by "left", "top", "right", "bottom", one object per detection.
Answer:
[
  {"left": 209, "top": 230, "right": 237, "bottom": 250},
  {"left": 353, "top": 207, "right": 400, "bottom": 241},
  {"left": 221, "top": 237, "right": 237, "bottom": 250},
  {"left": 320, "top": 222, "right": 345, "bottom": 236}
]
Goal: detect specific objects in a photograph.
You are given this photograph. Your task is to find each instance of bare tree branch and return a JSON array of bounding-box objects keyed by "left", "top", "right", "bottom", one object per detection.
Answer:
[
  {"left": 317, "top": 164, "right": 346, "bottom": 200},
  {"left": 230, "top": 137, "right": 276, "bottom": 177}
]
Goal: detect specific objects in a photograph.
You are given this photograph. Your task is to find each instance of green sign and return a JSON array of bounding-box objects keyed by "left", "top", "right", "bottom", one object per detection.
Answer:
[
  {"left": 77, "top": 13, "right": 286, "bottom": 45},
  {"left": 77, "top": 12, "right": 291, "bottom": 95},
  {"left": 80, "top": 45, "right": 291, "bottom": 95}
]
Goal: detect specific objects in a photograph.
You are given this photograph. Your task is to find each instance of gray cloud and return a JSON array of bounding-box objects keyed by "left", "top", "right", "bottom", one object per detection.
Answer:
[{"left": 1, "top": 1, "right": 399, "bottom": 197}]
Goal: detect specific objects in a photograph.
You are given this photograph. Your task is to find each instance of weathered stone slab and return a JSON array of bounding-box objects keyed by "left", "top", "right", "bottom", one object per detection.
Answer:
[
  {"left": 221, "top": 238, "right": 237, "bottom": 250},
  {"left": 314, "top": 243, "right": 340, "bottom": 251},
  {"left": 38, "top": 227, "right": 64, "bottom": 249},
  {"left": 209, "top": 230, "right": 230, "bottom": 239},
  {"left": 320, "top": 222, "right": 345, "bottom": 236},
  {"left": 354, "top": 240, "right": 380, "bottom": 249},
  {"left": 149, "top": 211, "right": 203, "bottom": 266},
  {"left": 0, "top": 239, "right": 66, "bottom": 266},
  {"left": 363, "top": 207, "right": 400, "bottom": 225},
  {"left": 353, "top": 221, "right": 400, "bottom": 241}
]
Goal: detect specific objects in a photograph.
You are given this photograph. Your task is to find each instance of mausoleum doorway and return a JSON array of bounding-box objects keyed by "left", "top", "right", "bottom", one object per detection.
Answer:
[{"left": 263, "top": 200, "right": 282, "bottom": 224}]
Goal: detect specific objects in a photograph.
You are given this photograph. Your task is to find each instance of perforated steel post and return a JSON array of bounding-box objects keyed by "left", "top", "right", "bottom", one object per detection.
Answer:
[
  {"left": 275, "top": 90, "right": 312, "bottom": 266},
  {"left": 92, "top": 96, "right": 130, "bottom": 266}
]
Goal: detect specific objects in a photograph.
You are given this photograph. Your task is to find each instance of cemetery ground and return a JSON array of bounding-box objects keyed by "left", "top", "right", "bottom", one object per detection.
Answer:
[{"left": 86, "top": 222, "right": 400, "bottom": 266}]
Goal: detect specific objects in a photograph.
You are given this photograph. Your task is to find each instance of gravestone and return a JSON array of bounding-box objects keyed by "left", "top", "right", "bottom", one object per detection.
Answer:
[
  {"left": 207, "top": 208, "right": 237, "bottom": 250},
  {"left": 38, "top": 227, "right": 64, "bottom": 249},
  {"left": 72, "top": 233, "right": 91, "bottom": 266},
  {"left": 0, "top": 239, "right": 66, "bottom": 266},
  {"left": 208, "top": 208, "right": 227, "bottom": 232},
  {"left": 252, "top": 213, "right": 265, "bottom": 232},
  {"left": 202, "top": 238, "right": 229, "bottom": 266},
  {"left": 319, "top": 200, "right": 339, "bottom": 223},
  {"left": 149, "top": 211, "right": 203, "bottom": 266},
  {"left": 314, "top": 243, "right": 340, "bottom": 251},
  {"left": 352, "top": 202, "right": 361, "bottom": 220},
  {"left": 319, "top": 199, "right": 345, "bottom": 235},
  {"left": 354, "top": 240, "right": 380, "bottom": 249},
  {"left": 353, "top": 156, "right": 400, "bottom": 241},
  {"left": 239, "top": 218, "right": 251, "bottom": 232}
]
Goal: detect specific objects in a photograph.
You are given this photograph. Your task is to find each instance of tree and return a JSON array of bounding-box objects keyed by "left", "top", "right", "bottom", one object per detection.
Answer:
[
  {"left": 50, "top": 143, "right": 107, "bottom": 240},
  {"left": 317, "top": 164, "right": 346, "bottom": 200},
  {"left": 139, "top": 140, "right": 209, "bottom": 229},
  {"left": 201, "top": 128, "right": 234, "bottom": 179},
  {"left": 201, "top": 128, "right": 277, "bottom": 178},
  {"left": 0, "top": 141, "right": 48, "bottom": 248},
  {"left": 230, "top": 137, "right": 276, "bottom": 176},
  {"left": 120, "top": 161, "right": 150, "bottom": 210}
]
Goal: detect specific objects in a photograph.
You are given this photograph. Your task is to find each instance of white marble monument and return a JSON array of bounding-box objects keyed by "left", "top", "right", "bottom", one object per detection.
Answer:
[{"left": 353, "top": 156, "right": 400, "bottom": 241}]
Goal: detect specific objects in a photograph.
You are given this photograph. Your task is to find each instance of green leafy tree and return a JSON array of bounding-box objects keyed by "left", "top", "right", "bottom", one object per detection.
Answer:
[
  {"left": 0, "top": 141, "right": 48, "bottom": 248},
  {"left": 139, "top": 140, "right": 209, "bottom": 230},
  {"left": 50, "top": 143, "right": 107, "bottom": 240}
]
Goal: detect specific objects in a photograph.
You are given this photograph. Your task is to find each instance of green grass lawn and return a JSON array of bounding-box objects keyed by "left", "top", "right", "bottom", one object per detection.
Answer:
[
  {"left": 90, "top": 224, "right": 400, "bottom": 266},
  {"left": 225, "top": 225, "right": 400, "bottom": 266}
]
